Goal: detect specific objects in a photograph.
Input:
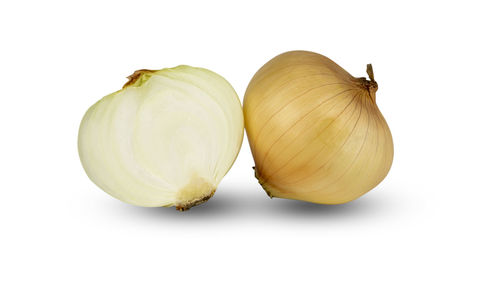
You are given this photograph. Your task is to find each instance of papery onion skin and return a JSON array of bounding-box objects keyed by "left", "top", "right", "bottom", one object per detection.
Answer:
[
  {"left": 243, "top": 51, "right": 393, "bottom": 204},
  {"left": 78, "top": 66, "right": 243, "bottom": 210}
]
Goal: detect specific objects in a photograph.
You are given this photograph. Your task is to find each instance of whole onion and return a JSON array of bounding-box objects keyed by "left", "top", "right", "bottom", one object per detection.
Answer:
[{"left": 243, "top": 51, "right": 393, "bottom": 204}]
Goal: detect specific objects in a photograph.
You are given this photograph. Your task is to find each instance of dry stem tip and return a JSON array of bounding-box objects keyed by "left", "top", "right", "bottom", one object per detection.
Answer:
[
  {"left": 366, "top": 64, "right": 375, "bottom": 82},
  {"left": 123, "top": 69, "right": 155, "bottom": 88}
]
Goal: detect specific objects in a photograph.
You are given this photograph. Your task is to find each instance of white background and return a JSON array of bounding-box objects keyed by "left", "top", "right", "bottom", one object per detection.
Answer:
[{"left": 1, "top": 0, "right": 499, "bottom": 280}]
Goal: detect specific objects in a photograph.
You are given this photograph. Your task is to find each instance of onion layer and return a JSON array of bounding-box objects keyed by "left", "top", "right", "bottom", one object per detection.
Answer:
[
  {"left": 243, "top": 51, "right": 393, "bottom": 204},
  {"left": 78, "top": 66, "right": 243, "bottom": 210}
]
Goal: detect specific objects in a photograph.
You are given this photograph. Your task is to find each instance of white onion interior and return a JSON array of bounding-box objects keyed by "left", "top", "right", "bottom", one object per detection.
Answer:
[{"left": 78, "top": 66, "right": 243, "bottom": 207}]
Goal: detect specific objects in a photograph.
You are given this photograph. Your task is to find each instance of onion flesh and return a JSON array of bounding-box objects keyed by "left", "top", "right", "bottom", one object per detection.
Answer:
[{"left": 78, "top": 66, "right": 243, "bottom": 210}]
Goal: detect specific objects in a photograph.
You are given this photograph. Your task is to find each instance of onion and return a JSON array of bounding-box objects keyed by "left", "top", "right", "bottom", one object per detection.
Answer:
[
  {"left": 243, "top": 51, "right": 393, "bottom": 204},
  {"left": 78, "top": 66, "right": 243, "bottom": 210}
]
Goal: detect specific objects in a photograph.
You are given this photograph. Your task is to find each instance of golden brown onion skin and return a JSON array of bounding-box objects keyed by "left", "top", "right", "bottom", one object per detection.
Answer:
[{"left": 243, "top": 51, "right": 393, "bottom": 204}]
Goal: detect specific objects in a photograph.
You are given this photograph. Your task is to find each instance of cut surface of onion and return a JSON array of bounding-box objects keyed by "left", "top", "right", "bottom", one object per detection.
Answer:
[
  {"left": 78, "top": 66, "right": 243, "bottom": 210},
  {"left": 243, "top": 51, "right": 393, "bottom": 204}
]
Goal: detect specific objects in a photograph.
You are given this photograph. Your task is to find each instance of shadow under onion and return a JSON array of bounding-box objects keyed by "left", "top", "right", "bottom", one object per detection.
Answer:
[{"left": 110, "top": 182, "right": 397, "bottom": 223}]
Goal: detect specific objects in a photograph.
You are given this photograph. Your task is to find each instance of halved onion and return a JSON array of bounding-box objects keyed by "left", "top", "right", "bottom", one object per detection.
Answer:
[{"left": 78, "top": 66, "right": 243, "bottom": 210}]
